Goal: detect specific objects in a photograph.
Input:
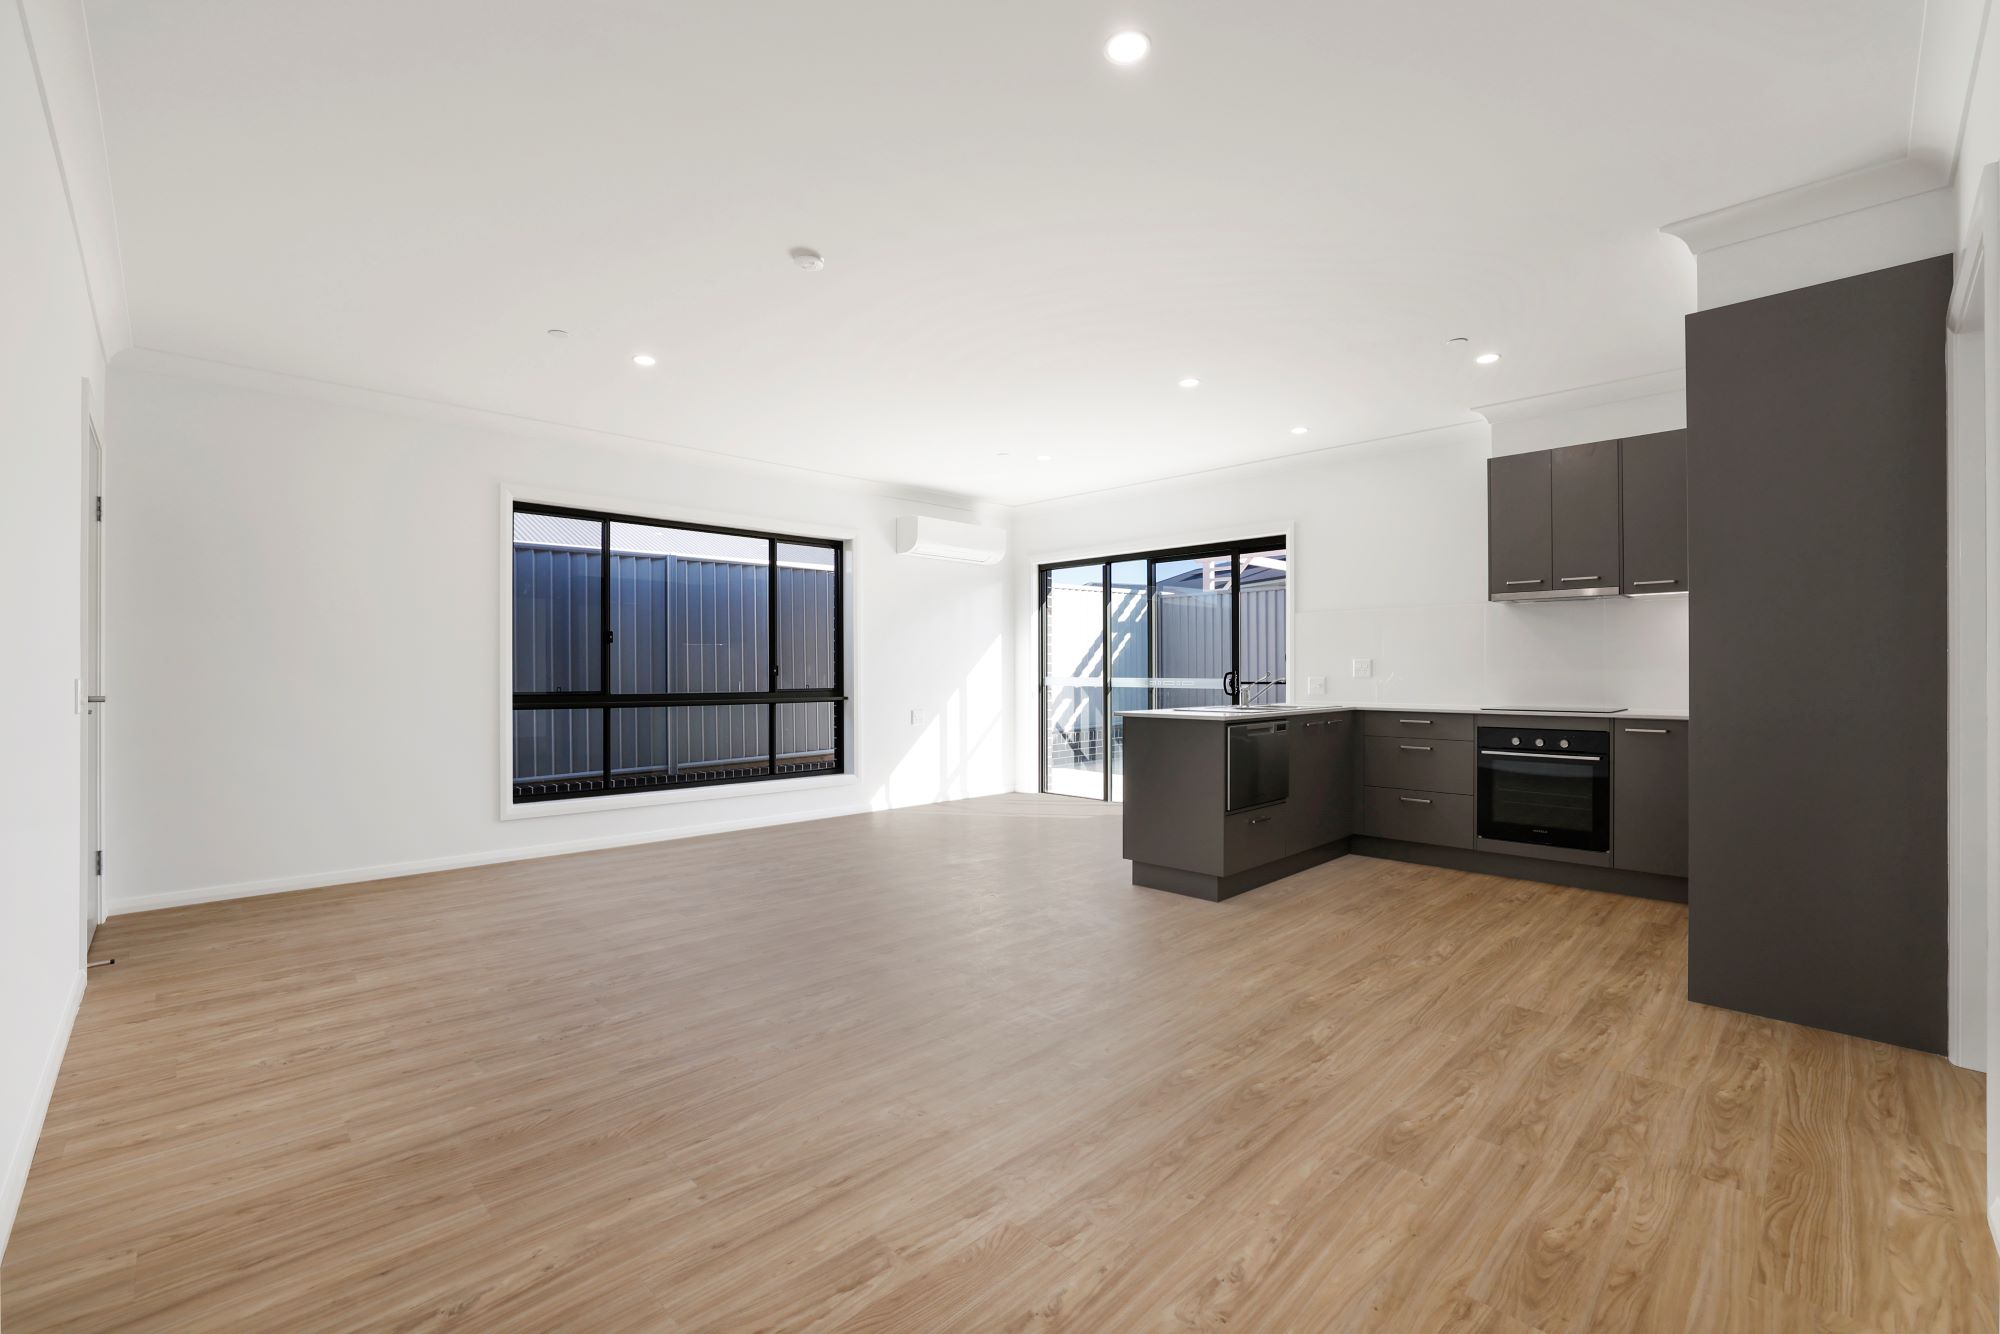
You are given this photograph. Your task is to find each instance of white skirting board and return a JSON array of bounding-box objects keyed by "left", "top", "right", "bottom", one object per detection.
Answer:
[
  {"left": 1, "top": 965, "right": 86, "bottom": 1257},
  {"left": 107, "top": 802, "right": 875, "bottom": 916}
]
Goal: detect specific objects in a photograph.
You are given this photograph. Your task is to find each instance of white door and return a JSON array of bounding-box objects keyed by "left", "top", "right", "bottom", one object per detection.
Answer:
[{"left": 81, "top": 413, "right": 104, "bottom": 956}]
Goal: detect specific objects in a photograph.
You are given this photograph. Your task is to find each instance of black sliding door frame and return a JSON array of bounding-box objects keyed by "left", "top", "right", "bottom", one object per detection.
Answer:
[
  {"left": 511, "top": 501, "right": 845, "bottom": 802},
  {"left": 1037, "top": 535, "right": 1286, "bottom": 802}
]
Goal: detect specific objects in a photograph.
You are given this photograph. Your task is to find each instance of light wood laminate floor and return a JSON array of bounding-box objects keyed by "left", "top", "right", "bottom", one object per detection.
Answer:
[{"left": 4, "top": 795, "right": 1992, "bottom": 1331}]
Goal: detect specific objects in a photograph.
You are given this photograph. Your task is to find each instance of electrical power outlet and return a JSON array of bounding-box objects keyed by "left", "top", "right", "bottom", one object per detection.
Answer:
[
  {"left": 1351, "top": 658, "right": 1373, "bottom": 678},
  {"left": 1305, "top": 676, "right": 1326, "bottom": 696}
]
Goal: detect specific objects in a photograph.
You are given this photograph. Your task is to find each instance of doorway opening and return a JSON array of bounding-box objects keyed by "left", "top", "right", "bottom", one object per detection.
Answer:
[{"left": 1038, "top": 538, "right": 1287, "bottom": 801}]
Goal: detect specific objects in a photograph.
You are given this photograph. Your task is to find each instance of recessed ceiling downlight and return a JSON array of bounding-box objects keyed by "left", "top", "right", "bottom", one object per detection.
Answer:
[
  {"left": 1475, "top": 352, "right": 1501, "bottom": 365},
  {"left": 1178, "top": 377, "right": 1200, "bottom": 389},
  {"left": 1105, "top": 30, "right": 1151, "bottom": 65},
  {"left": 633, "top": 354, "right": 658, "bottom": 367},
  {"left": 1290, "top": 426, "right": 1309, "bottom": 435}
]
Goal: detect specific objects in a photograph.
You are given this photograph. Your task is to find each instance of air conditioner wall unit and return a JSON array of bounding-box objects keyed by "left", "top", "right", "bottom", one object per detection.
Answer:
[{"left": 894, "top": 515, "right": 1007, "bottom": 565}]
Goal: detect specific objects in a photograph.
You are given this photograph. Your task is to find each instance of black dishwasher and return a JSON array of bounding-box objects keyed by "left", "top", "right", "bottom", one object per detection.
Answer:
[{"left": 1227, "top": 721, "right": 1290, "bottom": 812}]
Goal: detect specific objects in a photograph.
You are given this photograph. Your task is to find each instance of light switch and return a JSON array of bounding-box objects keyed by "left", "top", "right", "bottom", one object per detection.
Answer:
[
  {"left": 1351, "top": 658, "right": 1373, "bottom": 679},
  {"left": 1305, "top": 676, "right": 1326, "bottom": 697}
]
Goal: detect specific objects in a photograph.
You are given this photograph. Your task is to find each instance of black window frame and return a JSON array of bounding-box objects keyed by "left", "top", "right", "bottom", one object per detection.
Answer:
[
  {"left": 1037, "top": 536, "right": 1287, "bottom": 801},
  {"left": 510, "top": 501, "right": 846, "bottom": 803}
]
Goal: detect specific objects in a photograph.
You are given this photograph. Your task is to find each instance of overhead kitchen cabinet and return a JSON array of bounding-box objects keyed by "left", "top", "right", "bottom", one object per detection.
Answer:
[
  {"left": 1549, "top": 438, "right": 1621, "bottom": 597},
  {"left": 1619, "top": 429, "right": 1688, "bottom": 595},
  {"left": 1486, "top": 450, "right": 1552, "bottom": 598}
]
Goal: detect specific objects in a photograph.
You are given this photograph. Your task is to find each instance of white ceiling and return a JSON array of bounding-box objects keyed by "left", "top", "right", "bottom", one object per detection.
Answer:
[{"left": 86, "top": 0, "right": 1926, "bottom": 505}]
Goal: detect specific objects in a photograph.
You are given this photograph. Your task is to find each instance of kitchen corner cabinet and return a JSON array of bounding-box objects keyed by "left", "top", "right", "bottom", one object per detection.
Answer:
[
  {"left": 1487, "top": 451, "right": 1552, "bottom": 597},
  {"left": 1550, "top": 439, "right": 1621, "bottom": 596},
  {"left": 1613, "top": 720, "right": 1687, "bottom": 877},
  {"left": 1619, "top": 429, "right": 1688, "bottom": 595}
]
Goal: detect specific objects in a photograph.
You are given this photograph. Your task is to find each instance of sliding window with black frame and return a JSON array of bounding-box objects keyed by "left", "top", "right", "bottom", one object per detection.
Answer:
[{"left": 510, "top": 503, "right": 844, "bottom": 802}]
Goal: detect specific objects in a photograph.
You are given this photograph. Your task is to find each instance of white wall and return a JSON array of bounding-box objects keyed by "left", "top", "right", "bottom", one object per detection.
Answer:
[
  {"left": 102, "top": 359, "right": 1013, "bottom": 913},
  {"left": 1009, "top": 421, "right": 1690, "bottom": 789},
  {"left": 0, "top": 0, "right": 110, "bottom": 1255}
]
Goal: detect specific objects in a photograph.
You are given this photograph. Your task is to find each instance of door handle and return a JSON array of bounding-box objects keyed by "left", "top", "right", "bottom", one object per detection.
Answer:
[
  {"left": 1479, "top": 750, "right": 1602, "bottom": 761},
  {"left": 1399, "top": 796, "right": 1433, "bottom": 805},
  {"left": 86, "top": 695, "right": 107, "bottom": 704},
  {"left": 1223, "top": 669, "right": 1238, "bottom": 696},
  {"left": 1398, "top": 744, "right": 1433, "bottom": 752},
  {"left": 1397, "top": 718, "right": 1433, "bottom": 725},
  {"left": 1559, "top": 575, "right": 1601, "bottom": 582},
  {"left": 1630, "top": 578, "right": 1679, "bottom": 587},
  {"left": 1503, "top": 579, "right": 1544, "bottom": 586},
  {"left": 1623, "top": 727, "right": 1669, "bottom": 734}
]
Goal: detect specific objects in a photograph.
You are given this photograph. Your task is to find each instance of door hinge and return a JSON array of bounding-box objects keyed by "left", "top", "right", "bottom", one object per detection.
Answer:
[{"left": 95, "top": 850, "right": 102, "bottom": 875}]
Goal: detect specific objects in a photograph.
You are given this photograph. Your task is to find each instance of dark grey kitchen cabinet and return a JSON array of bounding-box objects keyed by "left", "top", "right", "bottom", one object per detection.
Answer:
[
  {"left": 1620, "top": 430, "right": 1688, "bottom": 595},
  {"left": 1487, "top": 451, "right": 1552, "bottom": 597},
  {"left": 1550, "top": 439, "right": 1621, "bottom": 596},
  {"left": 1612, "top": 721, "right": 1687, "bottom": 877},
  {"left": 1686, "top": 253, "right": 1950, "bottom": 1054},
  {"left": 1291, "top": 714, "right": 1357, "bottom": 846}
]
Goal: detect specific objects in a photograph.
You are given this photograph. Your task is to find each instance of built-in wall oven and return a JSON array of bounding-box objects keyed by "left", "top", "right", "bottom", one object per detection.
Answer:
[{"left": 1476, "top": 726, "right": 1610, "bottom": 852}]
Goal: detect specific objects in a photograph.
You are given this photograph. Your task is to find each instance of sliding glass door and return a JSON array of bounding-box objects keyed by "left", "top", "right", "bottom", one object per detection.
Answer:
[{"left": 1040, "top": 537, "right": 1287, "bottom": 801}]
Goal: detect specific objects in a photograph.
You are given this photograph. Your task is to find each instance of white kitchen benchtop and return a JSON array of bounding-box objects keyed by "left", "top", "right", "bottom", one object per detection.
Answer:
[{"left": 1117, "top": 702, "right": 1689, "bottom": 722}]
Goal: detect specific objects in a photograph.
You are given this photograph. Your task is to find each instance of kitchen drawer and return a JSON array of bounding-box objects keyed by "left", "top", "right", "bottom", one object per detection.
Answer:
[
  {"left": 1361, "top": 712, "right": 1476, "bottom": 743},
  {"left": 1362, "top": 735, "right": 1474, "bottom": 795},
  {"left": 1222, "top": 803, "right": 1299, "bottom": 875},
  {"left": 1362, "top": 787, "right": 1475, "bottom": 849}
]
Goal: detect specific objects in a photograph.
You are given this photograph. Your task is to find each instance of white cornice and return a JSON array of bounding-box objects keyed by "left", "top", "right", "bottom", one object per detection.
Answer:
[
  {"left": 1662, "top": 158, "right": 1950, "bottom": 256},
  {"left": 113, "top": 347, "right": 991, "bottom": 515},
  {"left": 1950, "top": 164, "right": 1994, "bottom": 333},
  {"left": 1473, "top": 370, "right": 1685, "bottom": 427},
  {"left": 1909, "top": 0, "right": 1993, "bottom": 177}
]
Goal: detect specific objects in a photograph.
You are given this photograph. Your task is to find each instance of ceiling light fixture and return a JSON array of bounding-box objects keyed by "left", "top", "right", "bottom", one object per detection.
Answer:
[
  {"left": 632, "top": 353, "right": 657, "bottom": 367},
  {"left": 1178, "top": 377, "right": 1200, "bottom": 389},
  {"left": 790, "top": 247, "right": 825, "bottom": 271},
  {"left": 1475, "top": 352, "right": 1501, "bottom": 365},
  {"left": 1105, "top": 30, "right": 1151, "bottom": 65},
  {"left": 546, "top": 328, "right": 569, "bottom": 339},
  {"left": 1036, "top": 453, "right": 1054, "bottom": 462},
  {"left": 1290, "top": 426, "right": 1310, "bottom": 436}
]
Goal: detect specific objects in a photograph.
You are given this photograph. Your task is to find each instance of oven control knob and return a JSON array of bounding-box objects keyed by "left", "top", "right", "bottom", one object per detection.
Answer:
[
  {"left": 1534, "top": 738, "right": 1545, "bottom": 747},
  {"left": 1559, "top": 739, "right": 1569, "bottom": 749},
  {"left": 1511, "top": 736, "right": 1520, "bottom": 745}
]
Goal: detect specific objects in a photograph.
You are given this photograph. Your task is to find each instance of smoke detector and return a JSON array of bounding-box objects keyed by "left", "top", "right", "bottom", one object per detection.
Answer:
[{"left": 790, "top": 247, "right": 825, "bottom": 271}]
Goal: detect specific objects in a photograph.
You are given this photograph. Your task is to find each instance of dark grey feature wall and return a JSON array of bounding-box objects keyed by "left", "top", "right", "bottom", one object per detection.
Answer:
[{"left": 1684, "top": 254, "right": 1951, "bottom": 1053}]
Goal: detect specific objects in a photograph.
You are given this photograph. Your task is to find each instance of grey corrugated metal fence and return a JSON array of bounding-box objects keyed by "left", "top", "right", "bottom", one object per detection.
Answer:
[{"left": 513, "top": 546, "right": 835, "bottom": 783}]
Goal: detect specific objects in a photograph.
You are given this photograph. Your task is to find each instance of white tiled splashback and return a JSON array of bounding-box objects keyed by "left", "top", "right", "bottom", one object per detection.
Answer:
[{"left": 1296, "top": 593, "right": 1688, "bottom": 712}]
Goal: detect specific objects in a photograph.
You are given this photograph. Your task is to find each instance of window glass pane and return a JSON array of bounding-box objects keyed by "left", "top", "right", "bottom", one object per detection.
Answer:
[
  {"left": 609, "top": 522, "right": 769, "bottom": 693},
  {"left": 776, "top": 542, "right": 837, "bottom": 689},
  {"left": 1152, "top": 554, "right": 1231, "bottom": 707},
  {"left": 1237, "top": 548, "right": 1287, "bottom": 704},
  {"left": 610, "top": 704, "right": 770, "bottom": 788},
  {"left": 513, "top": 708, "right": 603, "bottom": 796},
  {"left": 512, "top": 513, "right": 600, "bottom": 693},
  {"left": 1107, "top": 560, "right": 1148, "bottom": 801},
  {"left": 777, "top": 701, "right": 838, "bottom": 775},
  {"left": 1042, "top": 563, "right": 1106, "bottom": 798}
]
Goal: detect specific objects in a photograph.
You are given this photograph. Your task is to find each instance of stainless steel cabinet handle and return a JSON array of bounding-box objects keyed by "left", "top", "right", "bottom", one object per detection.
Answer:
[
  {"left": 1630, "top": 578, "right": 1678, "bottom": 587},
  {"left": 1624, "top": 727, "right": 1669, "bottom": 734},
  {"left": 86, "top": 695, "right": 107, "bottom": 704},
  {"left": 1398, "top": 718, "right": 1432, "bottom": 725},
  {"left": 1479, "top": 749, "right": 1602, "bottom": 761},
  {"left": 1559, "top": 575, "right": 1601, "bottom": 582},
  {"left": 1399, "top": 744, "right": 1433, "bottom": 752},
  {"left": 1503, "top": 579, "right": 1544, "bottom": 586},
  {"left": 1399, "top": 796, "right": 1433, "bottom": 805}
]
